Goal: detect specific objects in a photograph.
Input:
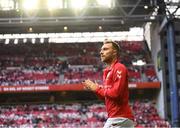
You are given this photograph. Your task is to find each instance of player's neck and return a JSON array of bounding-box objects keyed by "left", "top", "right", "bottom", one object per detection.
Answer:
[{"left": 106, "top": 58, "right": 117, "bottom": 67}]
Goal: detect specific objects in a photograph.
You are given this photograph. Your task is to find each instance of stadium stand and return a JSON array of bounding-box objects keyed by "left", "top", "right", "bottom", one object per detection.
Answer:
[
  {"left": 0, "top": 41, "right": 158, "bottom": 86},
  {"left": 0, "top": 101, "right": 170, "bottom": 127}
]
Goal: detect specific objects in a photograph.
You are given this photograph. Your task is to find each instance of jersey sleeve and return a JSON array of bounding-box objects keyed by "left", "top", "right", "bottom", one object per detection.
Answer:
[
  {"left": 95, "top": 85, "right": 105, "bottom": 100},
  {"left": 95, "top": 65, "right": 128, "bottom": 100}
]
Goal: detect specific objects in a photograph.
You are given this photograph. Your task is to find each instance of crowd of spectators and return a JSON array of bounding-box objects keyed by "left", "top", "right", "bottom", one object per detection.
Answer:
[
  {"left": 133, "top": 100, "right": 170, "bottom": 127},
  {"left": 0, "top": 100, "right": 170, "bottom": 128},
  {"left": 0, "top": 41, "right": 158, "bottom": 87},
  {"left": 0, "top": 63, "right": 158, "bottom": 86},
  {"left": 0, "top": 103, "right": 106, "bottom": 128}
]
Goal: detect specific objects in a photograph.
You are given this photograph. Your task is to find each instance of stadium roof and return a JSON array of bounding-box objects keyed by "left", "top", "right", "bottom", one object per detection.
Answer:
[{"left": 0, "top": 0, "right": 179, "bottom": 34}]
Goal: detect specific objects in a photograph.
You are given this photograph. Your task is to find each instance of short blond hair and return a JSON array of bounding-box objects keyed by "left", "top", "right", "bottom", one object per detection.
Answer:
[{"left": 103, "top": 39, "right": 120, "bottom": 57}]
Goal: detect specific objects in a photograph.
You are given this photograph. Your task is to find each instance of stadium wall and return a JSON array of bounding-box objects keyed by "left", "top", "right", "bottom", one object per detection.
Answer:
[{"left": 144, "top": 22, "right": 167, "bottom": 118}]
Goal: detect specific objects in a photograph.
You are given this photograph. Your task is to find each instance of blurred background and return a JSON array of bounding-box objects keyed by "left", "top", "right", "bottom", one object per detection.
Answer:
[{"left": 0, "top": 0, "right": 179, "bottom": 127}]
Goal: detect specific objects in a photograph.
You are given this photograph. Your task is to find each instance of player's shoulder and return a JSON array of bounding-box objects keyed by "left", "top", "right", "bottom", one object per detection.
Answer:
[{"left": 114, "top": 62, "right": 127, "bottom": 71}]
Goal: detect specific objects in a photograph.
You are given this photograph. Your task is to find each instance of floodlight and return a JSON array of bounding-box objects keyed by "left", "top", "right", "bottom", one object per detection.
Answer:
[
  {"left": 23, "top": 38, "right": 27, "bottom": 43},
  {"left": 22, "top": 0, "right": 38, "bottom": 10},
  {"left": 98, "top": 26, "right": 102, "bottom": 31},
  {"left": 47, "top": 0, "right": 63, "bottom": 10},
  {"left": 14, "top": 39, "right": 18, "bottom": 44},
  {"left": 28, "top": 27, "right": 33, "bottom": 33},
  {"left": 0, "top": 0, "right": 14, "bottom": 10},
  {"left": 97, "top": 0, "right": 112, "bottom": 8},
  {"left": 70, "top": 0, "right": 87, "bottom": 9},
  {"left": 40, "top": 38, "right": 44, "bottom": 43},
  {"left": 5, "top": 39, "right": 9, "bottom": 44},
  {"left": 144, "top": 5, "right": 148, "bottom": 9},
  {"left": 32, "top": 38, "right": 35, "bottom": 44},
  {"left": 64, "top": 26, "right": 68, "bottom": 31}
]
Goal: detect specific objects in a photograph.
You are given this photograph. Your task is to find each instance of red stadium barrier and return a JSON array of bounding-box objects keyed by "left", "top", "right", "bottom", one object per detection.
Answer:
[{"left": 0, "top": 82, "right": 160, "bottom": 93}]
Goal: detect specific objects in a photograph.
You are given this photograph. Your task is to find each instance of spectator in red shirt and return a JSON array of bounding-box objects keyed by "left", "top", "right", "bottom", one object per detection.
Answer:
[{"left": 82, "top": 39, "right": 134, "bottom": 128}]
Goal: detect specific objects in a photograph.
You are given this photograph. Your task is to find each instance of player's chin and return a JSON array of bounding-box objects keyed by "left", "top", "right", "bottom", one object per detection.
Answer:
[
  {"left": 102, "top": 59, "right": 107, "bottom": 63},
  {"left": 100, "top": 57, "right": 105, "bottom": 62}
]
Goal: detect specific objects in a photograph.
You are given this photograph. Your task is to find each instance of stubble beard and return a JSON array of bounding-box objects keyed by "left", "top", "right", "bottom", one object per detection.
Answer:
[{"left": 101, "top": 56, "right": 113, "bottom": 65}]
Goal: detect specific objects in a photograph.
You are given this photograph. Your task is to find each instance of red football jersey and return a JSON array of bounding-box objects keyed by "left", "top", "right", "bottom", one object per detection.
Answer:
[{"left": 95, "top": 60, "right": 134, "bottom": 120}]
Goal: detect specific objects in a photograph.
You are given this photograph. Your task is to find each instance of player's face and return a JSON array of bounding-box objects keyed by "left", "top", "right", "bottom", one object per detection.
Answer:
[{"left": 100, "top": 43, "right": 116, "bottom": 64}]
